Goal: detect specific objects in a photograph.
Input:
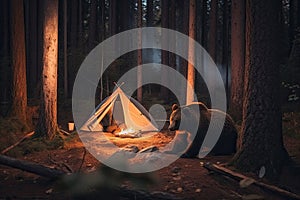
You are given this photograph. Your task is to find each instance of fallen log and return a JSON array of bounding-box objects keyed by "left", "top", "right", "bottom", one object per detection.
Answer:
[
  {"left": 0, "top": 154, "right": 179, "bottom": 199},
  {"left": 1, "top": 131, "right": 35, "bottom": 154},
  {"left": 0, "top": 154, "right": 66, "bottom": 179},
  {"left": 204, "top": 162, "right": 300, "bottom": 200}
]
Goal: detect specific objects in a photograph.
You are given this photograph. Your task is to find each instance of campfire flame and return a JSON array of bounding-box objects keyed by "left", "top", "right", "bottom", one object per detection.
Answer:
[
  {"left": 117, "top": 128, "right": 141, "bottom": 138},
  {"left": 118, "top": 128, "right": 135, "bottom": 135}
]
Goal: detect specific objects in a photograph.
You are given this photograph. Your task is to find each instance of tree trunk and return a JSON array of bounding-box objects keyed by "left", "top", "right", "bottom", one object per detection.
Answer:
[
  {"left": 289, "top": 0, "right": 295, "bottom": 45},
  {"left": 78, "top": 0, "right": 83, "bottom": 49},
  {"left": 0, "top": 155, "right": 65, "bottom": 179},
  {"left": 99, "top": 0, "right": 106, "bottom": 101},
  {"left": 186, "top": 0, "right": 196, "bottom": 104},
  {"left": 36, "top": 0, "right": 44, "bottom": 98},
  {"left": 36, "top": 0, "right": 59, "bottom": 140},
  {"left": 208, "top": 0, "right": 218, "bottom": 61},
  {"left": 168, "top": 0, "right": 176, "bottom": 97},
  {"left": 25, "top": 0, "right": 38, "bottom": 98},
  {"left": 137, "top": 0, "right": 143, "bottom": 102},
  {"left": 119, "top": 0, "right": 129, "bottom": 32},
  {"left": 147, "top": 0, "right": 154, "bottom": 26},
  {"left": 109, "top": 0, "right": 117, "bottom": 36},
  {"left": 297, "top": 0, "right": 300, "bottom": 28},
  {"left": 231, "top": 0, "right": 289, "bottom": 179},
  {"left": 68, "top": 0, "right": 78, "bottom": 98},
  {"left": 201, "top": 0, "right": 208, "bottom": 49},
  {"left": 63, "top": 0, "right": 68, "bottom": 99},
  {"left": 88, "top": 0, "right": 97, "bottom": 50},
  {"left": 161, "top": 0, "right": 169, "bottom": 102},
  {"left": 289, "top": 0, "right": 300, "bottom": 46},
  {"left": 175, "top": 0, "right": 189, "bottom": 103},
  {"left": 10, "top": 0, "right": 27, "bottom": 124},
  {"left": 0, "top": 0, "right": 11, "bottom": 107},
  {"left": 230, "top": 0, "right": 245, "bottom": 121},
  {"left": 222, "top": 0, "right": 229, "bottom": 98}
]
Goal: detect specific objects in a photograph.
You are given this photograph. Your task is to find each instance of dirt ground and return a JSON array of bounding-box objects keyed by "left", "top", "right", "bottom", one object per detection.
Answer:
[{"left": 0, "top": 129, "right": 299, "bottom": 200}]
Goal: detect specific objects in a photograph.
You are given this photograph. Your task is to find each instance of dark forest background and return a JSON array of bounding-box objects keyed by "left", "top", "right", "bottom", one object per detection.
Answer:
[{"left": 0, "top": 0, "right": 299, "bottom": 117}]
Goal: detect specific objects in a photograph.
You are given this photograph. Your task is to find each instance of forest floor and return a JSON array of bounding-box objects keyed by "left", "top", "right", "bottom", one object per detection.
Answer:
[{"left": 0, "top": 111, "right": 299, "bottom": 199}]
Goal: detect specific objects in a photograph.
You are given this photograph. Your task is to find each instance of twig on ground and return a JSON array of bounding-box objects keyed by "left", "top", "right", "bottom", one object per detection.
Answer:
[
  {"left": 1, "top": 131, "right": 35, "bottom": 154},
  {"left": 60, "top": 129, "right": 70, "bottom": 136},
  {"left": 204, "top": 162, "right": 300, "bottom": 200}
]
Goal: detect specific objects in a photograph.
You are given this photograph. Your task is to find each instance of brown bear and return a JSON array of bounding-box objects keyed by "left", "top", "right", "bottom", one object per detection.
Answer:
[{"left": 168, "top": 102, "right": 237, "bottom": 158}]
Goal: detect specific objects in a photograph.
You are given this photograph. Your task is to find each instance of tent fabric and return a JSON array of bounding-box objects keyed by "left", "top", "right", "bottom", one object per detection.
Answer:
[{"left": 80, "top": 87, "right": 158, "bottom": 132}]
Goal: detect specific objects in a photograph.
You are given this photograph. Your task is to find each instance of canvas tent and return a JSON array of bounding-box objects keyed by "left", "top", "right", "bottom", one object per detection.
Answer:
[{"left": 80, "top": 87, "right": 158, "bottom": 133}]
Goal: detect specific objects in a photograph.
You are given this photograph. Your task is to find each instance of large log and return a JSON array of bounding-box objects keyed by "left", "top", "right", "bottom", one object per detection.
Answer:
[
  {"left": 204, "top": 163, "right": 300, "bottom": 200},
  {"left": 0, "top": 154, "right": 65, "bottom": 179},
  {"left": 0, "top": 154, "right": 180, "bottom": 199}
]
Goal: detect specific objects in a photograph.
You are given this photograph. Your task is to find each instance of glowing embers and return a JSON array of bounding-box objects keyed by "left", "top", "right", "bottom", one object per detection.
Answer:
[{"left": 114, "top": 127, "right": 141, "bottom": 138}]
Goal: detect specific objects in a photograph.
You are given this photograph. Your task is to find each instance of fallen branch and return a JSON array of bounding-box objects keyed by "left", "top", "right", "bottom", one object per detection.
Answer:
[
  {"left": 60, "top": 129, "right": 70, "bottom": 136},
  {"left": 204, "top": 163, "right": 300, "bottom": 200},
  {"left": 0, "top": 154, "right": 65, "bottom": 179},
  {"left": 1, "top": 131, "right": 35, "bottom": 154}
]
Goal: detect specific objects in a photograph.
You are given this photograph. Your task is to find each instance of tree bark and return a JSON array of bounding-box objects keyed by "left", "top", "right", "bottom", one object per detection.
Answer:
[
  {"left": 161, "top": 0, "right": 169, "bottom": 102},
  {"left": 88, "top": 0, "right": 97, "bottom": 50},
  {"left": 137, "top": 0, "right": 143, "bottom": 102},
  {"left": 25, "top": 0, "right": 38, "bottom": 98},
  {"left": 186, "top": 0, "right": 196, "bottom": 104},
  {"left": 78, "top": 0, "right": 83, "bottom": 48},
  {"left": 230, "top": 0, "right": 245, "bottom": 121},
  {"left": 63, "top": 0, "right": 68, "bottom": 99},
  {"left": 222, "top": 0, "right": 229, "bottom": 97},
  {"left": 68, "top": 0, "right": 78, "bottom": 97},
  {"left": 99, "top": 0, "right": 106, "bottom": 101},
  {"left": 147, "top": 0, "right": 154, "bottom": 26},
  {"left": 231, "top": 0, "right": 289, "bottom": 179},
  {"left": 208, "top": 0, "right": 218, "bottom": 61},
  {"left": 10, "top": 0, "right": 27, "bottom": 124},
  {"left": 289, "top": 0, "right": 295, "bottom": 45},
  {"left": 119, "top": 0, "right": 129, "bottom": 32},
  {"left": 0, "top": 0, "right": 11, "bottom": 106},
  {"left": 36, "top": 0, "right": 44, "bottom": 97},
  {"left": 201, "top": 0, "right": 208, "bottom": 49},
  {"left": 36, "top": 0, "right": 59, "bottom": 140},
  {"left": 109, "top": 0, "right": 117, "bottom": 36}
]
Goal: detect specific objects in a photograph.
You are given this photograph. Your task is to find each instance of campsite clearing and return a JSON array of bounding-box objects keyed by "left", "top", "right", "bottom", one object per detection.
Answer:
[{"left": 0, "top": 132, "right": 299, "bottom": 200}]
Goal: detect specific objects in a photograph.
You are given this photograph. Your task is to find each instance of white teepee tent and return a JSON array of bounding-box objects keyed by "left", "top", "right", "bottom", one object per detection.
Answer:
[{"left": 80, "top": 87, "right": 158, "bottom": 133}]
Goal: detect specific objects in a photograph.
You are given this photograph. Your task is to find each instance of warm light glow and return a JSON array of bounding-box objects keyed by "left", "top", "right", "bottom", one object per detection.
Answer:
[{"left": 116, "top": 128, "right": 141, "bottom": 138}]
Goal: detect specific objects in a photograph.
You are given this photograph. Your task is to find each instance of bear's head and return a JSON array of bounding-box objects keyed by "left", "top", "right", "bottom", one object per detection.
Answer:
[
  {"left": 168, "top": 104, "right": 181, "bottom": 131},
  {"left": 168, "top": 102, "right": 208, "bottom": 131}
]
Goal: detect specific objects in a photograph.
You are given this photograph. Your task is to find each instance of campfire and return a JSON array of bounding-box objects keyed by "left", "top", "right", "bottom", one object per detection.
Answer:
[{"left": 114, "top": 127, "right": 141, "bottom": 138}]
